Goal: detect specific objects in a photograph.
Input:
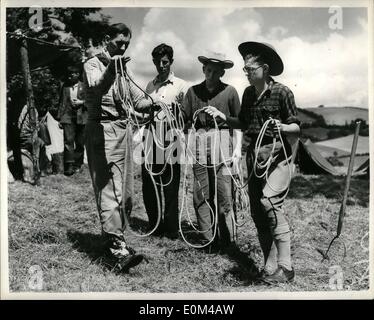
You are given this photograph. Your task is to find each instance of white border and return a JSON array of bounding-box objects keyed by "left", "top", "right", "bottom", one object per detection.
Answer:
[{"left": 1, "top": 0, "right": 373, "bottom": 300}]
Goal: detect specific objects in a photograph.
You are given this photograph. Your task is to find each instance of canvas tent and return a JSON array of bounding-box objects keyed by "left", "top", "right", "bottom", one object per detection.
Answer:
[
  {"left": 315, "top": 134, "right": 369, "bottom": 155},
  {"left": 296, "top": 139, "right": 340, "bottom": 175},
  {"left": 354, "top": 158, "right": 370, "bottom": 176}
]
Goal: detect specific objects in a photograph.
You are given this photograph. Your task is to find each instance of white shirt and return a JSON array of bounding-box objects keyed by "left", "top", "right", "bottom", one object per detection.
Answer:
[{"left": 146, "top": 72, "right": 188, "bottom": 122}]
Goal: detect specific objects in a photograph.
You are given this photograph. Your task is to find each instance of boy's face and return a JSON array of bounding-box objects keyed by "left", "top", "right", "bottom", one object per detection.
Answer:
[
  {"left": 203, "top": 63, "right": 224, "bottom": 84},
  {"left": 67, "top": 70, "right": 79, "bottom": 84},
  {"left": 153, "top": 54, "right": 172, "bottom": 77},
  {"left": 243, "top": 55, "right": 265, "bottom": 85}
]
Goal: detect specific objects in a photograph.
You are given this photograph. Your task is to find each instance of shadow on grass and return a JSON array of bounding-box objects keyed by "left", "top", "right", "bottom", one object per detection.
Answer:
[
  {"left": 66, "top": 230, "right": 116, "bottom": 271},
  {"left": 221, "top": 244, "right": 261, "bottom": 285},
  {"left": 288, "top": 175, "right": 369, "bottom": 207}
]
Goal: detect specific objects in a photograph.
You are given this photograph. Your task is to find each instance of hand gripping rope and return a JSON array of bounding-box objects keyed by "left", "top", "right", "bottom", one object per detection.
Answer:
[
  {"left": 112, "top": 56, "right": 185, "bottom": 237},
  {"left": 253, "top": 118, "right": 293, "bottom": 199},
  {"left": 178, "top": 108, "right": 250, "bottom": 248},
  {"left": 112, "top": 58, "right": 250, "bottom": 244}
]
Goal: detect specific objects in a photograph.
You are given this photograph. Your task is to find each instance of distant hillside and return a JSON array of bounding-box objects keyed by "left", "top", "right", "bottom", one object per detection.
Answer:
[
  {"left": 304, "top": 107, "right": 368, "bottom": 126},
  {"left": 297, "top": 108, "right": 320, "bottom": 125}
]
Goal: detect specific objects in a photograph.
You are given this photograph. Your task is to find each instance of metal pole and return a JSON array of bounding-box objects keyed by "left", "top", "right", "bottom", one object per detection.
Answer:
[{"left": 19, "top": 36, "right": 40, "bottom": 185}]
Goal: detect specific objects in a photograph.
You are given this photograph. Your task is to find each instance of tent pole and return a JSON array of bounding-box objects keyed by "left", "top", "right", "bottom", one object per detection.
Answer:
[{"left": 19, "top": 36, "right": 40, "bottom": 185}]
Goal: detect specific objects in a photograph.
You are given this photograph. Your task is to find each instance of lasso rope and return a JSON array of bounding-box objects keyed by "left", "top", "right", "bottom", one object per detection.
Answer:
[
  {"left": 111, "top": 57, "right": 250, "bottom": 245},
  {"left": 178, "top": 108, "right": 251, "bottom": 248},
  {"left": 253, "top": 118, "right": 293, "bottom": 197},
  {"left": 112, "top": 56, "right": 186, "bottom": 236}
]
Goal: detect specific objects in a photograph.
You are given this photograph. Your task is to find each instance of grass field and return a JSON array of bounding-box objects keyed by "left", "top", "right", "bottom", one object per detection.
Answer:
[{"left": 7, "top": 165, "right": 370, "bottom": 293}]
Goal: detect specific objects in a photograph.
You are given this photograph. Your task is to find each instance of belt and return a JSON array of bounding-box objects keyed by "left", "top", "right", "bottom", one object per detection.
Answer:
[
  {"left": 87, "top": 116, "right": 126, "bottom": 123},
  {"left": 194, "top": 125, "right": 230, "bottom": 131}
]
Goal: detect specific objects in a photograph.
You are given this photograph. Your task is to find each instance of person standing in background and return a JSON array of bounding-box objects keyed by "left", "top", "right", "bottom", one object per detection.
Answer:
[{"left": 58, "top": 65, "right": 87, "bottom": 176}]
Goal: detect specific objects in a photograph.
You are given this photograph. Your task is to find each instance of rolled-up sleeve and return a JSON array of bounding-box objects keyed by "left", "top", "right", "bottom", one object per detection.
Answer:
[
  {"left": 280, "top": 86, "right": 300, "bottom": 126},
  {"left": 83, "top": 58, "right": 115, "bottom": 95}
]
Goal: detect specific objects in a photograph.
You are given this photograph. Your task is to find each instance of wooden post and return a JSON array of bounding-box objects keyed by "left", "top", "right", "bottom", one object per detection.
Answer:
[
  {"left": 336, "top": 121, "right": 361, "bottom": 237},
  {"left": 322, "top": 121, "right": 361, "bottom": 260},
  {"left": 19, "top": 36, "right": 40, "bottom": 185}
]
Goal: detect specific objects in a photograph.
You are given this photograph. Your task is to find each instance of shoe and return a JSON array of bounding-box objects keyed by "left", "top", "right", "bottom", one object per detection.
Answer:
[
  {"left": 258, "top": 268, "right": 273, "bottom": 278},
  {"left": 40, "top": 170, "right": 48, "bottom": 177},
  {"left": 64, "top": 164, "right": 75, "bottom": 176},
  {"left": 261, "top": 266, "right": 295, "bottom": 285},
  {"left": 108, "top": 239, "right": 144, "bottom": 273},
  {"left": 109, "top": 237, "right": 131, "bottom": 258},
  {"left": 114, "top": 252, "right": 144, "bottom": 273},
  {"left": 73, "top": 165, "right": 82, "bottom": 173}
]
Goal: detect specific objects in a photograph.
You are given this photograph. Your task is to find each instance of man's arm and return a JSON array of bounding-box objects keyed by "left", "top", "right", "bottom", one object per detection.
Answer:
[
  {"left": 124, "top": 67, "right": 154, "bottom": 113},
  {"left": 83, "top": 58, "right": 116, "bottom": 95},
  {"left": 279, "top": 86, "right": 301, "bottom": 135}
]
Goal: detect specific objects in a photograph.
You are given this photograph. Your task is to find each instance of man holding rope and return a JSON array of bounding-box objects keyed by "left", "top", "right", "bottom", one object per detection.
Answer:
[
  {"left": 142, "top": 43, "right": 188, "bottom": 239},
  {"left": 82, "top": 23, "right": 160, "bottom": 272},
  {"left": 205, "top": 42, "right": 300, "bottom": 284},
  {"left": 182, "top": 52, "right": 242, "bottom": 253}
]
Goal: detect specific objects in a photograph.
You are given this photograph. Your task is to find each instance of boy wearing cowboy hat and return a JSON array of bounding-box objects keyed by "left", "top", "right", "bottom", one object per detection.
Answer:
[
  {"left": 205, "top": 42, "right": 300, "bottom": 283},
  {"left": 182, "top": 52, "right": 242, "bottom": 252}
]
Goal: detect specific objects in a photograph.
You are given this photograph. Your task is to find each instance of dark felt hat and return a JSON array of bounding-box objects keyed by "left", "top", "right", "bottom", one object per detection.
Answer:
[{"left": 238, "top": 41, "right": 284, "bottom": 76}]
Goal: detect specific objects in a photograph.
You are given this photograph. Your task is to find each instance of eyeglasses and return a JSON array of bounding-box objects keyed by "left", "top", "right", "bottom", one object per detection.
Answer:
[{"left": 243, "top": 65, "right": 263, "bottom": 75}]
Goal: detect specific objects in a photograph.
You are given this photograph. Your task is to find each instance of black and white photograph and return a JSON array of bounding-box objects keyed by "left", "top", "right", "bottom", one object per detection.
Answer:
[{"left": 1, "top": 0, "right": 373, "bottom": 299}]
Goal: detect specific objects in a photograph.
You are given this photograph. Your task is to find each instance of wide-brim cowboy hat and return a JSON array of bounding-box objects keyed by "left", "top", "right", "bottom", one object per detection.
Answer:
[
  {"left": 238, "top": 41, "right": 284, "bottom": 76},
  {"left": 198, "top": 51, "right": 234, "bottom": 69}
]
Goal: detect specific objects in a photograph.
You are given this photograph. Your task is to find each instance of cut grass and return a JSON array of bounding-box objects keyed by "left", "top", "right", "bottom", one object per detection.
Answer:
[{"left": 7, "top": 166, "right": 369, "bottom": 293}]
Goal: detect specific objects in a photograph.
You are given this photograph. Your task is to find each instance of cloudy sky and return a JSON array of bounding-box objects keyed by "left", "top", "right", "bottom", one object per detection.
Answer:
[{"left": 94, "top": 6, "right": 368, "bottom": 108}]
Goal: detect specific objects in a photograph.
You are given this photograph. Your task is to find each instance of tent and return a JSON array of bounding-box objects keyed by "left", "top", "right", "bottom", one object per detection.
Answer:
[
  {"left": 315, "top": 134, "right": 369, "bottom": 155},
  {"left": 296, "top": 139, "right": 340, "bottom": 175},
  {"left": 354, "top": 158, "right": 370, "bottom": 176}
]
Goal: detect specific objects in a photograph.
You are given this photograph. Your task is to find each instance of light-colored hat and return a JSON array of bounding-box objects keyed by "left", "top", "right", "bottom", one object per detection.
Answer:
[{"left": 197, "top": 51, "right": 234, "bottom": 69}]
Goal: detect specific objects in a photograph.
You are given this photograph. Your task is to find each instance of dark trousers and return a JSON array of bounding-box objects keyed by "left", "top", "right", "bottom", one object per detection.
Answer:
[
  {"left": 62, "top": 121, "right": 85, "bottom": 168},
  {"left": 141, "top": 163, "right": 181, "bottom": 234}
]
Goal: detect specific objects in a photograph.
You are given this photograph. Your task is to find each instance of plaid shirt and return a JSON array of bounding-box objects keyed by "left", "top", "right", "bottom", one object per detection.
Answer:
[{"left": 238, "top": 79, "right": 300, "bottom": 141}]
